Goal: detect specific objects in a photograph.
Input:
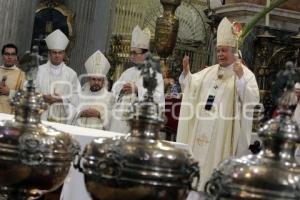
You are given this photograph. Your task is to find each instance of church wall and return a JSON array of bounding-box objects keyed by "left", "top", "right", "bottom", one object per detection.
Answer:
[{"left": 0, "top": 0, "right": 38, "bottom": 58}]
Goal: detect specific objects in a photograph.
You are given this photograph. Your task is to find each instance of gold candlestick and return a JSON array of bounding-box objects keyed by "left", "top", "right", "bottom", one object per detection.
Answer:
[{"left": 154, "top": 0, "right": 182, "bottom": 79}]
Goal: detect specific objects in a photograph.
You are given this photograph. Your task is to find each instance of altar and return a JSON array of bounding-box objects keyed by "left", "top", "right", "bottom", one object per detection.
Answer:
[
  {"left": 0, "top": 113, "right": 298, "bottom": 200},
  {"left": 0, "top": 113, "right": 191, "bottom": 200}
]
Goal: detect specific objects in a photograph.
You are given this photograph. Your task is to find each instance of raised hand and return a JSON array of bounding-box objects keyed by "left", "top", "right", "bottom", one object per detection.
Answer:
[
  {"left": 182, "top": 55, "right": 190, "bottom": 77},
  {"left": 0, "top": 85, "right": 9, "bottom": 96},
  {"left": 233, "top": 59, "right": 244, "bottom": 79},
  {"left": 80, "top": 108, "right": 100, "bottom": 118},
  {"left": 122, "top": 82, "right": 138, "bottom": 94},
  {"left": 43, "top": 94, "right": 62, "bottom": 105}
]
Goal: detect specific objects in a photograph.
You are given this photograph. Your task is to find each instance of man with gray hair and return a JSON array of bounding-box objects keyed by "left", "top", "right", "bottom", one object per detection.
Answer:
[{"left": 176, "top": 17, "right": 259, "bottom": 189}]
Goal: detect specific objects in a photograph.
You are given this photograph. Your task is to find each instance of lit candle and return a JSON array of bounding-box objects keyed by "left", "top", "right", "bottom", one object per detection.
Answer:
[{"left": 265, "top": 0, "right": 270, "bottom": 26}]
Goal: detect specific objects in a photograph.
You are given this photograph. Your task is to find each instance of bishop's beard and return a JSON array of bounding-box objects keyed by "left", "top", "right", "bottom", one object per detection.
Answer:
[{"left": 90, "top": 84, "right": 102, "bottom": 92}]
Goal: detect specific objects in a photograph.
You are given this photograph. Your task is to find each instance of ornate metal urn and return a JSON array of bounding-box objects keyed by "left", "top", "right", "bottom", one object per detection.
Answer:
[
  {"left": 0, "top": 80, "right": 80, "bottom": 199},
  {"left": 155, "top": 0, "right": 182, "bottom": 58},
  {"left": 205, "top": 105, "right": 300, "bottom": 199},
  {"left": 77, "top": 55, "right": 199, "bottom": 200}
]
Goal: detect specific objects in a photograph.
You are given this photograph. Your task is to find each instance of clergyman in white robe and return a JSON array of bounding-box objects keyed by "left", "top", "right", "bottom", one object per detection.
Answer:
[
  {"left": 109, "top": 25, "right": 165, "bottom": 133},
  {"left": 35, "top": 29, "right": 80, "bottom": 124},
  {"left": 72, "top": 50, "right": 114, "bottom": 130},
  {"left": 176, "top": 17, "right": 260, "bottom": 190}
]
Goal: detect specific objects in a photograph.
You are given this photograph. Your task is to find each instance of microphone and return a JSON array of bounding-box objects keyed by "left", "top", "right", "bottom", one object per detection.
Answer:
[{"left": 1, "top": 76, "right": 7, "bottom": 86}]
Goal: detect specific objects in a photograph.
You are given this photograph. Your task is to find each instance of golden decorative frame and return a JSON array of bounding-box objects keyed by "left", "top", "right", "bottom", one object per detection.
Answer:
[{"left": 35, "top": 0, "right": 74, "bottom": 38}]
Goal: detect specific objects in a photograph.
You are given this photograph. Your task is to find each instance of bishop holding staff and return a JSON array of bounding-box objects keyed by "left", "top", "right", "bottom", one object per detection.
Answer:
[{"left": 176, "top": 17, "right": 260, "bottom": 189}]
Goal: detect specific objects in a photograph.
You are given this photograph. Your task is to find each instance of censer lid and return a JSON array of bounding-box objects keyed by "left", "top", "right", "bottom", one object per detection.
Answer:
[
  {"left": 11, "top": 80, "right": 47, "bottom": 118},
  {"left": 0, "top": 79, "right": 79, "bottom": 164},
  {"left": 205, "top": 85, "right": 300, "bottom": 199},
  {"left": 0, "top": 47, "right": 79, "bottom": 199},
  {"left": 82, "top": 136, "right": 199, "bottom": 188}
]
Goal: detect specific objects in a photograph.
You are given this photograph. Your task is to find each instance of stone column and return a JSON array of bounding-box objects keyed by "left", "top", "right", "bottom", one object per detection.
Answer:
[
  {"left": 64, "top": 0, "right": 116, "bottom": 76},
  {"left": 0, "top": 0, "right": 38, "bottom": 56}
]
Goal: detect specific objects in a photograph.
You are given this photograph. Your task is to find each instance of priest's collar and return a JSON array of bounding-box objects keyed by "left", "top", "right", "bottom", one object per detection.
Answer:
[
  {"left": 49, "top": 61, "right": 63, "bottom": 76},
  {"left": 0, "top": 64, "right": 17, "bottom": 70},
  {"left": 219, "top": 63, "right": 234, "bottom": 71}
]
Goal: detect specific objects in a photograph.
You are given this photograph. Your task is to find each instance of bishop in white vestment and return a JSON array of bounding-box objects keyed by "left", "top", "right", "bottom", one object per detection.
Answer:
[
  {"left": 72, "top": 50, "right": 114, "bottom": 130},
  {"left": 176, "top": 17, "right": 260, "bottom": 190},
  {"left": 109, "top": 25, "right": 164, "bottom": 133},
  {"left": 36, "top": 29, "right": 80, "bottom": 124}
]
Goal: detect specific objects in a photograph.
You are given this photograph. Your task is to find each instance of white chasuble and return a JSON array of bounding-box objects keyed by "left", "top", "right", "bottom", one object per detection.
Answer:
[
  {"left": 72, "top": 83, "right": 114, "bottom": 130},
  {"left": 177, "top": 64, "right": 259, "bottom": 190},
  {"left": 36, "top": 61, "right": 80, "bottom": 124}
]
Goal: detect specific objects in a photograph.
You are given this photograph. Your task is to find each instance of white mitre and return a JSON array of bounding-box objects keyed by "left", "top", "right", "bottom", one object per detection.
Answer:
[
  {"left": 85, "top": 50, "right": 110, "bottom": 77},
  {"left": 130, "top": 25, "right": 151, "bottom": 50},
  {"left": 217, "top": 17, "right": 236, "bottom": 47},
  {"left": 45, "top": 29, "right": 69, "bottom": 50}
]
